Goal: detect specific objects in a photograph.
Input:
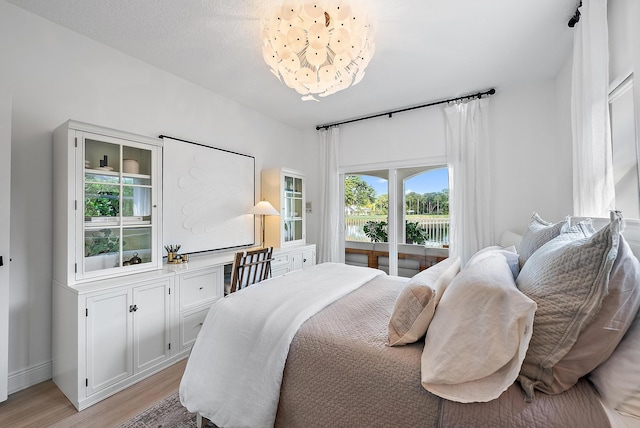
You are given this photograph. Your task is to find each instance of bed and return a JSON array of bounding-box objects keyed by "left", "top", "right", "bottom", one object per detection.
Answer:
[{"left": 180, "top": 214, "right": 640, "bottom": 428}]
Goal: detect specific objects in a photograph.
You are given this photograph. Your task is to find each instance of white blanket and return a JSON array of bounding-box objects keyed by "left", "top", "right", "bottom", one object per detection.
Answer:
[{"left": 179, "top": 262, "right": 384, "bottom": 428}]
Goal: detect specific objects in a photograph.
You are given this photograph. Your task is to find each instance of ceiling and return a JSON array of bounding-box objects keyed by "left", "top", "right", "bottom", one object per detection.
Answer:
[{"left": 7, "top": 0, "right": 578, "bottom": 130}]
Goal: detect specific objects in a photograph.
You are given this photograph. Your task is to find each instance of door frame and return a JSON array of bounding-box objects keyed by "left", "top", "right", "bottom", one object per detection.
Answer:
[
  {"left": 0, "top": 93, "right": 12, "bottom": 402},
  {"left": 340, "top": 156, "right": 447, "bottom": 277}
]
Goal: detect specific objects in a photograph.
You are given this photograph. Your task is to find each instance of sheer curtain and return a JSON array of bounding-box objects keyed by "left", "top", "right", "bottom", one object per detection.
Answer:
[
  {"left": 444, "top": 98, "right": 493, "bottom": 265},
  {"left": 572, "top": 0, "right": 614, "bottom": 217},
  {"left": 318, "top": 127, "right": 341, "bottom": 263}
]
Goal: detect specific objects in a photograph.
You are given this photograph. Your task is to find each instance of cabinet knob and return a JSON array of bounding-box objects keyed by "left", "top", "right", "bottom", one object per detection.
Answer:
[
  {"left": 129, "top": 304, "right": 138, "bottom": 312},
  {"left": 303, "top": 259, "right": 307, "bottom": 263}
]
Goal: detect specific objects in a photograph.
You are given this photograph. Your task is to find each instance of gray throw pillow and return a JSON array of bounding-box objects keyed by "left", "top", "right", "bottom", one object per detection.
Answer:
[
  {"left": 516, "top": 212, "right": 622, "bottom": 398},
  {"left": 551, "top": 234, "right": 640, "bottom": 394},
  {"left": 518, "top": 213, "right": 567, "bottom": 268}
]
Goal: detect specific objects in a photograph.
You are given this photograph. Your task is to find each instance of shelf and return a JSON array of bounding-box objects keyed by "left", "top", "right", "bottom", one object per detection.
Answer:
[{"left": 85, "top": 167, "right": 119, "bottom": 176}]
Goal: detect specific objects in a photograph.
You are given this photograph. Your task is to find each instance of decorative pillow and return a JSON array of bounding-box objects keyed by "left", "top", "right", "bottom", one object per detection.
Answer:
[
  {"left": 551, "top": 234, "right": 640, "bottom": 394},
  {"left": 518, "top": 212, "right": 568, "bottom": 268},
  {"left": 387, "top": 257, "right": 461, "bottom": 346},
  {"left": 516, "top": 212, "right": 622, "bottom": 397},
  {"left": 420, "top": 254, "right": 536, "bottom": 403},
  {"left": 467, "top": 245, "right": 519, "bottom": 279},
  {"left": 590, "top": 304, "right": 640, "bottom": 418}
]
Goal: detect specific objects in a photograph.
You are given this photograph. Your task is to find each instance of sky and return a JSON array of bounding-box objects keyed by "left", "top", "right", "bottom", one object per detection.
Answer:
[{"left": 360, "top": 168, "right": 449, "bottom": 196}]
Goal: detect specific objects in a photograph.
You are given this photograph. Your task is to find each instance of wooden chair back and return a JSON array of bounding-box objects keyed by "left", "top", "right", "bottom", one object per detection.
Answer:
[{"left": 229, "top": 247, "right": 274, "bottom": 293}]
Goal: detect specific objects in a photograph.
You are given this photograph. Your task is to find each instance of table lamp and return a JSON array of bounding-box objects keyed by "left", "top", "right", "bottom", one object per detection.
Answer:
[{"left": 248, "top": 200, "right": 279, "bottom": 247}]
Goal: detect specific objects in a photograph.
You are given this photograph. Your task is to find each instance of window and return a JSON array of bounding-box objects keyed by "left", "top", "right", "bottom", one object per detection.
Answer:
[
  {"left": 610, "top": 75, "right": 640, "bottom": 218},
  {"left": 343, "top": 166, "right": 449, "bottom": 277}
]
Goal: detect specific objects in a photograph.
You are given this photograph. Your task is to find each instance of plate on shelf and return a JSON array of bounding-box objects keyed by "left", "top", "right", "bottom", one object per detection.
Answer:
[{"left": 95, "top": 166, "right": 114, "bottom": 171}]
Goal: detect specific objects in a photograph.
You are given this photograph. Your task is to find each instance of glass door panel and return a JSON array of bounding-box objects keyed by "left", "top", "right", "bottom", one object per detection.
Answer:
[
  {"left": 84, "top": 227, "right": 121, "bottom": 272},
  {"left": 122, "top": 186, "right": 152, "bottom": 221},
  {"left": 85, "top": 139, "right": 120, "bottom": 172},
  {"left": 292, "top": 219, "right": 303, "bottom": 241},
  {"left": 82, "top": 135, "right": 157, "bottom": 278},
  {"left": 123, "top": 146, "right": 152, "bottom": 177},
  {"left": 84, "top": 181, "right": 120, "bottom": 224},
  {"left": 123, "top": 227, "right": 152, "bottom": 266}
]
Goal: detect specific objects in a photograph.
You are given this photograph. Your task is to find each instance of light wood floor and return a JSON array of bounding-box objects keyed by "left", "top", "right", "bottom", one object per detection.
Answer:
[{"left": 0, "top": 359, "right": 187, "bottom": 428}]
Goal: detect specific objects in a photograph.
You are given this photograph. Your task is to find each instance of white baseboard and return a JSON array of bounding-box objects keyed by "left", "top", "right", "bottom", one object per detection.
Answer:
[{"left": 8, "top": 360, "right": 52, "bottom": 395}]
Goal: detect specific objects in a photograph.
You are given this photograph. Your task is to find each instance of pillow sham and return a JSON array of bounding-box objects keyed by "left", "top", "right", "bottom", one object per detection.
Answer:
[
  {"left": 516, "top": 212, "right": 622, "bottom": 397},
  {"left": 518, "top": 212, "right": 567, "bottom": 268},
  {"left": 551, "top": 234, "right": 640, "bottom": 394},
  {"left": 467, "top": 245, "right": 519, "bottom": 279},
  {"left": 421, "top": 254, "right": 536, "bottom": 403},
  {"left": 387, "top": 257, "right": 460, "bottom": 346},
  {"left": 590, "top": 304, "right": 640, "bottom": 418}
]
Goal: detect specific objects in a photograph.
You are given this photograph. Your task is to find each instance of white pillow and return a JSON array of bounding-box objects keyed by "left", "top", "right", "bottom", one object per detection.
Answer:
[
  {"left": 467, "top": 245, "right": 519, "bottom": 279},
  {"left": 387, "top": 257, "right": 461, "bottom": 346},
  {"left": 590, "top": 309, "right": 640, "bottom": 418},
  {"left": 421, "top": 253, "right": 536, "bottom": 403}
]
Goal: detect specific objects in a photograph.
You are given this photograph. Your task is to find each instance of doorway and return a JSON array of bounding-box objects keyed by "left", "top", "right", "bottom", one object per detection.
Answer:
[{"left": 342, "top": 164, "right": 449, "bottom": 277}]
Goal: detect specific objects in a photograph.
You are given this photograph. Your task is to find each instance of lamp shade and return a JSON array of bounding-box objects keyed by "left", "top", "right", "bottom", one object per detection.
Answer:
[{"left": 248, "top": 200, "right": 280, "bottom": 216}]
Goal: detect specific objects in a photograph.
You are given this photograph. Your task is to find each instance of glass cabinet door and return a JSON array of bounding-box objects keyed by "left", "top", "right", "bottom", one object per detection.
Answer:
[
  {"left": 283, "top": 174, "right": 304, "bottom": 244},
  {"left": 83, "top": 135, "right": 154, "bottom": 275}
]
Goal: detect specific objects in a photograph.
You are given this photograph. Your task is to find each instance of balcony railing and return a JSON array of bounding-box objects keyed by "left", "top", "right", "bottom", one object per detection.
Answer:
[{"left": 345, "top": 215, "right": 450, "bottom": 247}]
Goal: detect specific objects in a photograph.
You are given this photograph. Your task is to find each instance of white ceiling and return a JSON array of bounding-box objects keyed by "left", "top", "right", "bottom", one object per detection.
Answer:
[{"left": 7, "top": 0, "right": 578, "bottom": 130}]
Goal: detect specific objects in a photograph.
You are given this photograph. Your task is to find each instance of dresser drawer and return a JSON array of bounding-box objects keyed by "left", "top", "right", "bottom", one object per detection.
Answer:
[
  {"left": 178, "top": 268, "right": 222, "bottom": 311},
  {"left": 271, "top": 253, "right": 290, "bottom": 278},
  {"left": 180, "top": 307, "right": 210, "bottom": 351}
]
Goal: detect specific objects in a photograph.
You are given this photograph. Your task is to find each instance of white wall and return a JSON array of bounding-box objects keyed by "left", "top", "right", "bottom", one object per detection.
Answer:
[
  {"left": 491, "top": 80, "right": 573, "bottom": 235},
  {"left": 0, "top": 1, "right": 312, "bottom": 392}
]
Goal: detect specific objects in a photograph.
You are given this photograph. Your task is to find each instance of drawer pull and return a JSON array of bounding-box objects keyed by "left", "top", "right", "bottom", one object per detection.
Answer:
[{"left": 199, "top": 287, "right": 204, "bottom": 290}]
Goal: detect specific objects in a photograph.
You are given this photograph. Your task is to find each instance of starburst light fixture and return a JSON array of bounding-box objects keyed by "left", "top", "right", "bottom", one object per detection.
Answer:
[{"left": 261, "top": 0, "right": 375, "bottom": 101}]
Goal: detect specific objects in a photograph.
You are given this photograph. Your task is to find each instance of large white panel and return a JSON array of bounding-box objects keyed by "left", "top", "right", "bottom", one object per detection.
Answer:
[{"left": 162, "top": 137, "right": 255, "bottom": 254}]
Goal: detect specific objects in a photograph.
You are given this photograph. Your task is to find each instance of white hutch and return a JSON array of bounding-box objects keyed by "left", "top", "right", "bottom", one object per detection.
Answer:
[{"left": 52, "top": 122, "right": 315, "bottom": 410}]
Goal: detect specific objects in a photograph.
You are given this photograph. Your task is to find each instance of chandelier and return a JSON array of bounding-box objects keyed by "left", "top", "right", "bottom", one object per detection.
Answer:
[{"left": 261, "top": 1, "right": 375, "bottom": 101}]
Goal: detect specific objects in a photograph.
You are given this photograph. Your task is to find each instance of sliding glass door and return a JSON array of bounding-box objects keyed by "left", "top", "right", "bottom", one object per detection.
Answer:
[{"left": 343, "top": 165, "right": 449, "bottom": 277}]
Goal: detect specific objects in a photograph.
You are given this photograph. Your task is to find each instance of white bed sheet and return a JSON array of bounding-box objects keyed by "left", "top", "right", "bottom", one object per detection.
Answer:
[{"left": 179, "top": 262, "right": 384, "bottom": 428}]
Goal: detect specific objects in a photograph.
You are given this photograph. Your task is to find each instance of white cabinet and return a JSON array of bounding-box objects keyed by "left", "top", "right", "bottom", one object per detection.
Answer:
[
  {"left": 85, "top": 288, "right": 131, "bottom": 395},
  {"left": 173, "top": 265, "right": 224, "bottom": 352},
  {"left": 272, "top": 244, "right": 316, "bottom": 275},
  {"left": 53, "top": 120, "right": 163, "bottom": 285},
  {"left": 53, "top": 272, "right": 174, "bottom": 410},
  {"left": 271, "top": 252, "right": 291, "bottom": 277},
  {"left": 132, "top": 280, "right": 172, "bottom": 372},
  {"left": 292, "top": 246, "right": 316, "bottom": 270},
  {"left": 262, "top": 168, "right": 306, "bottom": 248}
]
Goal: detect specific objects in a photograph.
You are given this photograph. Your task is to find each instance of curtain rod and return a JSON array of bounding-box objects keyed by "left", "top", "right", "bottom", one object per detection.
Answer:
[{"left": 315, "top": 88, "right": 496, "bottom": 131}]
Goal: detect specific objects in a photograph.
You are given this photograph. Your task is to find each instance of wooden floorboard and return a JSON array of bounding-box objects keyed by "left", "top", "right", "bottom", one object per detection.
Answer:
[{"left": 0, "top": 359, "right": 187, "bottom": 428}]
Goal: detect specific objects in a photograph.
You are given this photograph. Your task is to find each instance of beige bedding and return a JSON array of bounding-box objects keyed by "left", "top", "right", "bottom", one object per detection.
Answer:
[{"left": 276, "top": 274, "right": 610, "bottom": 428}]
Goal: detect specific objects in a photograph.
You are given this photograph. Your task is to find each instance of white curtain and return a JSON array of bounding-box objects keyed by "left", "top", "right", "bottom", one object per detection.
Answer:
[
  {"left": 444, "top": 98, "right": 493, "bottom": 265},
  {"left": 318, "top": 127, "right": 341, "bottom": 263},
  {"left": 571, "top": 0, "right": 614, "bottom": 217}
]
